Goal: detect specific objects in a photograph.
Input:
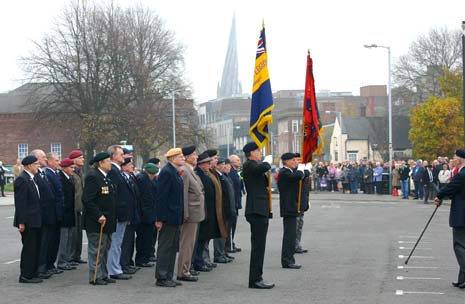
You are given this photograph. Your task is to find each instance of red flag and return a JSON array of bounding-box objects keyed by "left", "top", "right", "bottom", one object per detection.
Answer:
[{"left": 301, "top": 52, "right": 324, "bottom": 163}]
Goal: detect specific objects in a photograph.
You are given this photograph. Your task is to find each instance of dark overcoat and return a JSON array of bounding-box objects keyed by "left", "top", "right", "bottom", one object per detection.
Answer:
[
  {"left": 437, "top": 167, "right": 465, "bottom": 227},
  {"left": 135, "top": 171, "right": 156, "bottom": 224},
  {"left": 155, "top": 163, "right": 183, "bottom": 226},
  {"left": 195, "top": 167, "right": 220, "bottom": 240},
  {"left": 242, "top": 159, "right": 271, "bottom": 218},
  {"left": 59, "top": 171, "right": 75, "bottom": 227},
  {"left": 277, "top": 167, "right": 304, "bottom": 217},
  {"left": 13, "top": 171, "right": 42, "bottom": 228},
  {"left": 108, "top": 164, "right": 135, "bottom": 222}
]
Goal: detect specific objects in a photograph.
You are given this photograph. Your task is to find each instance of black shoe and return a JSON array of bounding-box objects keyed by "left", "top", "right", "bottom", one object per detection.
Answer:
[
  {"left": 156, "top": 279, "right": 176, "bottom": 287},
  {"left": 136, "top": 262, "right": 154, "bottom": 268},
  {"left": 68, "top": 261, "right": 79, "bottom": 266},
  {"left": 206, "top": 262, "right": 217, "bottom": 268},
  {"left": 234, "top": 247, "right": 242, "bottom": 252},
  {"left": 214, "top": 257, "right": 229, "bottom": 264},
  {"left": 189, "top": 269, "right": 200, "bottom": 276},
  {"left": 37, "top": 272, "right": 52, "bottom": 279},
  {"left": 110, "top": 274, "right": 132, "bottom": 280},
  {"left": 19, "top": 276, "right": 43, "bottom": 283},
  {"left": 452, "top": 281, "right": 465, "bottom": 288},
  {"left": 225, "top": 248, "right": 237, "bottom": 253},
  {"left": 129, "top": 265, "right": 141, "bottom": 271},
  {"left": 249, "top": 280, "right": 275, "bottom": 289},
  {"left": 74, "top": 259, "right": 87, "bottom": 264},
  {"left": 225, "top": 254, "right": 235, "bottom": 260},
  {"left": 58, "top": 265, "right": 75, "bottom": 271},
  {"left": 103, "top": 277, "right": 116, "bottom": 283},
  {"left": 49, "top": 268, "right": 64, "bottom": 274},
  {"left": 149, "top": 256, "right": 157, "bottom": 262},
  {"left": 283, "top": 264, "right": 302, "bottom": 269},
  {"left": 295, "top": 248, "right": 308, "bottom": 254},
  {"left": 194, "top": 265, "right": 211, "bottom": 272},
  {"left": 89, "top": 279, "right": 107, "bottom": 286},
  {"left": 177, "top": 276, "right": 198, "bottom": 282},
  {"left": 172, "top": 280, "right": 182, "bottom": 286},
  {"left": 122, "top": 268, "right": 137, "bottom": 275}
]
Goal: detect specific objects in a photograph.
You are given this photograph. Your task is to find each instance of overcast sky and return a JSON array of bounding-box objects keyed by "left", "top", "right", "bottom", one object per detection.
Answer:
[{"left": 0, "top": 0, "right": 464, "bottom": 102}]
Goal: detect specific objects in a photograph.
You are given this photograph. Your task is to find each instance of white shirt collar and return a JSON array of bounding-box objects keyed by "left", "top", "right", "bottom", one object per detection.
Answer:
[
  {"left": 24, "top": 169, "right": 35, "bottom": 179},
  {"left": 112, "top": 162, "right": 121, "bottom": 171},
  {"left": 98, "top": 168, "right": 108, "bottom": 177}
]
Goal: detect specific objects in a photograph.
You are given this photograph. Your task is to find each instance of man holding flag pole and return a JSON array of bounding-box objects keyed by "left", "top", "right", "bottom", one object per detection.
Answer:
[{"left": 242, "top": 23, "right": 274, "bottom": 290}]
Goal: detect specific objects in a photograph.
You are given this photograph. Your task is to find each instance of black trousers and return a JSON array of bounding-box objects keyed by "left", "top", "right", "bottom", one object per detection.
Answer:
[
  {"left": 453, "top": 227, "right": 465, "bottom": 283},
  {"left": 150, "top": 227, "right": 158, "bottom": 258},
  {"left": 120, "top": 223, "right": 137, "bottom": 268},
  {"left": 246, "top": 214, "right": 269, "bottom": 284},
  {"left": 226, "top": 215, "right": 238, "bottom": 250},
  {"left": 135, "top": 223, "right": 154, "bottom": 265},
  {"left": 155, "top": 224, "right": 180, "bottom": 280},
  {"left": 38, "top": 224, "right": 55, "bottom": 273},
  {"left": 47, "top": 225, "right": 60, "bottom": 269},
  {"left": 281, "top": 216, "right": 297, "bottom": 267},
  {"left": 20, "top": 227, "right": 41, "bottom": 279}
]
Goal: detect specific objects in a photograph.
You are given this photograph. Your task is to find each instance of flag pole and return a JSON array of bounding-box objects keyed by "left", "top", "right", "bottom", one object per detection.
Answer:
[{"left": 267, "top": 140, "right": 273, "bottom": 218}]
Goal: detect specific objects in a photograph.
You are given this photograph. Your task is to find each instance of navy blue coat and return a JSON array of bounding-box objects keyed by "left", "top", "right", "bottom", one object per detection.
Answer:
[
  {"left": 59, "top": 171, "right": 75, "bottom": 227},
  {"left": 277, "top": 167, "right": 304, "bottom": 217},
  {"left": 229, "top": 167, "right": 243, "bottom": 210},
  {"left": 13, "top": 171, "right": 42, "bottom": 228},
  {"left": 437, "top": 167, "right": 465, "bottom": 228},
  {"left": 242, "top": 159, "right": 271, "bottom": 218},
  {"left": 108, "top": 164, "right": 135, "bottom": 222},
  {"left": 35, "top": 169, "right": 57, "bottom": 225},
  {"left": 135, "top": 172, "right": 157, "bottom": 224},
  {"left": 155, "top": 163, "right": 183, "bottom": 226},
  {"left": 45, "top": 167, "right": 64, "bottom": 223}
]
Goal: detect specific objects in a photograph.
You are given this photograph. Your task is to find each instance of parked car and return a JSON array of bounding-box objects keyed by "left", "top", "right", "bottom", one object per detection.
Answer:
[{"left": 3, "top": 165, "right": 14, "bottom": 184}]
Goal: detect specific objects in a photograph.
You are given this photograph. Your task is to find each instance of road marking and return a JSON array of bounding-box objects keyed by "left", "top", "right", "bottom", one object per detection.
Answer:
[
  {"left": 399, "top": 247, "right": 432, "bottom": 250},
  {"left": 4, "top": 259, "right": 20, "bottom": 265},
  {"left": 397, "top": 265, "right": 438, "bottom": 269},
  {"left": 396, "top": 290, "right": 444, "bottom": 295},
  {"left": 398, "top": 255, "right": 434, "bottom": 259},
  {"left": 321, "top": 205, "right": 341, "bottom": 208},
  {"left": 398, "top": 240, "right": 431, "bottom": 244},
  {"left": 397, "top": 276, "right": 441, "bottom": 280},
  {"left": 4, "top": 216, "right": 13, "bottom": 219},
  {"left": 399, "top": 236, "right": 421, "bottom": 239}
]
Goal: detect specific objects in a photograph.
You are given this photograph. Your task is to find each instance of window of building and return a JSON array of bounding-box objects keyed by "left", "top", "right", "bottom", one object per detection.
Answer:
[
  {"left": 291, "top": 120, "right": 299, "bottom": 133},
  {"left": 18, "top": 143, "right": 28, "bottom": 160},
  {"left": 335, "top": 151, "right": 338, "bottom": 162},
  {"left": 347, "top": 152, "right": 357, "bottom": 162},
  {"left": 51, "top": 143, "right": 62, "bottom": 160}
]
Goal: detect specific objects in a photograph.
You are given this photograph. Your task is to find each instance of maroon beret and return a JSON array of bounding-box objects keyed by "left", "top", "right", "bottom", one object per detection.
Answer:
[
  {"left": 60, "top": 158, "right": 75, "bottom": 168},
  {"left": 68, "top": 150, "right": 83, "bottom": 159}
]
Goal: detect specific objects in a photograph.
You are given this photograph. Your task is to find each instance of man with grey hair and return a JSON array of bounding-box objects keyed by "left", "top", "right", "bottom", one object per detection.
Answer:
[{"left": 435, "top": 149, "right": 465, "bottom": 289}]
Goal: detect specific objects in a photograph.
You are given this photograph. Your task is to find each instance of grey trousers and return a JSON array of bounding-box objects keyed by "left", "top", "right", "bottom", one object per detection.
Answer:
[
  {"left": 295, "top": 213, "right": 304, "bottom": 250},
  {"left": 453, "top": 227, "right": 465, "bottom": 283},
  {"left": 87, "top": 231, "right": 111, "bottom": 282},
  {"left": 155, "top": 224, "right": 180, "bottom": 281},
  {"left": 70, "top": 211, "right": 83, "bottom": 261},
  {"left": 213, "top": 238, "right": 226, "bottom": 258},
  {"left": 57, "top": 227, "right": 73, "bottom": 267}
]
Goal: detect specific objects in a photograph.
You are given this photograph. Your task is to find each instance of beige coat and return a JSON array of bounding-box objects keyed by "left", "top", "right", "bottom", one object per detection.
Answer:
[{"left": 182, "top": 164, "right": 205, "bottom": 223}]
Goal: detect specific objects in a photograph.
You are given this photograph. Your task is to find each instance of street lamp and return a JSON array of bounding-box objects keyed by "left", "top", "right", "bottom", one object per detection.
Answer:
[
  {"left": 172, "top": 90, "right": 176, "bottom": 147},
  {"left": 462, "top": 21, "right": 465, "bottom": 144},
  {"left": 364, "top": 43, "right": 393, "bottom": 194}
]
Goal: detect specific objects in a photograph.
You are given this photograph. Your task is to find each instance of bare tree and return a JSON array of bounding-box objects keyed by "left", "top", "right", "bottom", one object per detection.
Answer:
[{"left": 393, "top": 27, "right": 462, "bottom": 103}]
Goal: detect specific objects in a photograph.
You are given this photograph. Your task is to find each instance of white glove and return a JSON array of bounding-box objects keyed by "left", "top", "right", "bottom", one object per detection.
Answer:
[
  {"left": 305, "top": 163, "right": 312, "bottom": 171},
  {"left": 263, "top": 155, "right": 273, "bottom": 165},
  {"left": 297, "top": 164, "right": 305, "bottom": 173}
]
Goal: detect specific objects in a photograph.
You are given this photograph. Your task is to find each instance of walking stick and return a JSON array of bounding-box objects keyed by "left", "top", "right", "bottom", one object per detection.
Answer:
[
  {"left": 404, "top": 205, "right": 439, "bottom": 264},
  {"left": 93, "top": 222, "right": 104, "bottom": 284}
]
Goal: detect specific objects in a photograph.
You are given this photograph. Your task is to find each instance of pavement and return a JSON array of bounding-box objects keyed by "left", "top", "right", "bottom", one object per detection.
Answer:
[{"left": 0, "top": 192, "right": 464, "bottom": 303}]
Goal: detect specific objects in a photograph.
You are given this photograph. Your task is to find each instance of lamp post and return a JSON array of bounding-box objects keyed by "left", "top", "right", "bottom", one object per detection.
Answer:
[
  {"left": 364, "top": 43, "right": 393, "bottom": 194},
  {"left": 462, "top": 21, "right": 465, "bottom": 144},
  {"left": 172, "top": 90, "right": 176, "bottom": 147}
]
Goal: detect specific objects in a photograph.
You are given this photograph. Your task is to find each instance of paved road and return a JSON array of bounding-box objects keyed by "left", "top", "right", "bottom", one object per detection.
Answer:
[{"left": 0, "top": 192, "right": 464, "bottom": 304}]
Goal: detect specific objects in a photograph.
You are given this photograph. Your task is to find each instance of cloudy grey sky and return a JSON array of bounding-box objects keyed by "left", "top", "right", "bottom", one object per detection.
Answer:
[{"left": 0, "top": 0, "right": 464, "bottom": 102}]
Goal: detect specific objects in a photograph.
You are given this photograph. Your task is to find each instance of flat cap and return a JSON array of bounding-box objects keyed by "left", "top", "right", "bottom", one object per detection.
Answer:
[
  {"left": 147, "top": 157, "right": 160, "bottom": 165},
  {"left": 281, "top": 152, "right": 295, "bottom": 161},
  {"left": 182, "top": 145, "right": 196, "bottom": 156},
  {"left": 60, "top": 158, "right": 75, "bottom": 168},
  {"left": 242, "top": 142, "right": 259, "bottom": 153},
  {"left": 22, "top": 155, "right": 38, "bottom": 166},
  {"left": 197, "top": 153, "right": 211, "bottom": 164},
  {"left": 121, "top": 157, "right": 132, "bottom": 166},
  {"left": 68, "top": 150, "right": 83, "bottom": 159},
  {"left": 456, "top": 149, "right": 465, "bottom": 159},
  {"left": 204, "top": 149, "right": 218, "bottom": 157},
  {"left": 144, "top": 163, "right": 159, "bottom": 174},
  {"left": 90, "top": 152, "right": 110, "bottom": 165},
  {"left": 165, "top": 148, "right": 182, "bottom": 158}
]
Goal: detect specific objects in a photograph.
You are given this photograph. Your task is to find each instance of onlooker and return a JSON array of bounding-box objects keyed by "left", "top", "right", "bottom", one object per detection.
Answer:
[{"left": 438, "top": 164, "right": 451, "bottom": 189}]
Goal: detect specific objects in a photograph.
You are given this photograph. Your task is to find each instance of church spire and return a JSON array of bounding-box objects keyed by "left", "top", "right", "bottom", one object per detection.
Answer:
[{"left": 217, "top": 13, "right": 242, "bottom": 98}]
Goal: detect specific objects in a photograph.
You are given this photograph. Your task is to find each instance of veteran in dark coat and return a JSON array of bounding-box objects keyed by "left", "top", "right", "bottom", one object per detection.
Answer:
[
  {"left": 155, "top": 148, "right": 185, "bottom": 287},
  {"left": 277, "top": 153, "right": 304, "bottom": 269},
  {"left": 435, "top": 149, "right": 465, "bottom": 289},
  {"left": 14, "top": 156, "right": 42, "bottom": 283},
  {"left": 82, "top": 152, "right": 116, "bottom": 285},
  {"left": 242, "top": 142, "right": 274, "bottom": 289}
]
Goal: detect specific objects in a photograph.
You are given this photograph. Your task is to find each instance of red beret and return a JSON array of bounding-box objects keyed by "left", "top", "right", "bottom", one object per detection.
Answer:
[
  {"left": 60, "top": 158, "right": 75, "bottom": 168},
  {"left": 68, "top": 150, "right": 83, "bottom": 159}
]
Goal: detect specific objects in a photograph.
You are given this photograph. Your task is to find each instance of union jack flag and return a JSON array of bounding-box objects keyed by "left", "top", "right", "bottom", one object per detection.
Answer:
[{"left": 256, "top": 37, "right": 265, "bottom": 57}]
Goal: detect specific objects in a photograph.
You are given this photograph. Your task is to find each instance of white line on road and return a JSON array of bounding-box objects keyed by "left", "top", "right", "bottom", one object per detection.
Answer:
[
  {"left": 397, "top": 265, "right": 438, "bottom": 269},
  {"left": 398, "top": 255, "right": 434, "bottom": 259},
  {"left": 396, "top": 290, "right": 444, "bottom": 295},
  {"left": 399, "top": 247, "right": 432, "bottom": 250},
  {"left": 397, "top": 276, "right": 441, "bottom": 280},
  {"left": 321, "top": 205, "right": 341, "bottom": 208},
  {"left": 4, "top": 216, "right": 13, "bottom": 219},
  {"left": 398, "top": 240, "right": 431, "bottom": 244},
  {"left": 4, "top": 259, "right": 20, "bottom": 265},
  {"left": 399, "top": 236, "right": 423, "bottom": 239}
]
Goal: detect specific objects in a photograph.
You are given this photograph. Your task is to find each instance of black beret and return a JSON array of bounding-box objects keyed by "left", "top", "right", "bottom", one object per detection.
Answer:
[
  {"left": 123, "top": 148, "right": 133, "bottom": 155},
  {"left": 90, "top": 152, "right": 110, "bottom": 165},
  {"left": 147, "top": 157, "right": 160, "bottom": 165},
  {"left": 281, "top": 152, "right": 295, "bottom": 161},
  {"left": 182, "top": 145, "right": 196, "bottom": 156},
  {"left": 217, "top": 157, "right": 226, "bottom": 164},
  {"left": 456, "top": 149, "right": 465, "bottom": 159},
  {"left": 121, "top": 157, "right": 132, "bottom": 166},
  {"left": 204, "top": 149, "right": 218, "bottom": 157},
  {"left": 197, "top": 153, "right": 211, "bottom": 164},
  {"left": 224, "top": 159, "right": 231, "bottom": 164},
  {"left": 242, "top": 142, "right": 259, "bottom": 153},
  {"left": 294, "top": 152, "right": 301, "bottom": 157},
  {"left": 22, "top": 155, "right": 38, "bottom": 166}
]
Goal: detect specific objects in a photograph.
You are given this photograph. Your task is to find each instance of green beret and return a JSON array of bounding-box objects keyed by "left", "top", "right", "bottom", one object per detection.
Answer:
[
  {"left": 144, "top": 163, "right": 159, "bottom": 174},
  {"left": 90, "top": 152, "right": 110, "bottom": 165}
]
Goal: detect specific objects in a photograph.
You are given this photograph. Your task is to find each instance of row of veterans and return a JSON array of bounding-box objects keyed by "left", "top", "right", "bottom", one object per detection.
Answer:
[{"left": 13, "top": 142, "right": 312, "bottom": 289}]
